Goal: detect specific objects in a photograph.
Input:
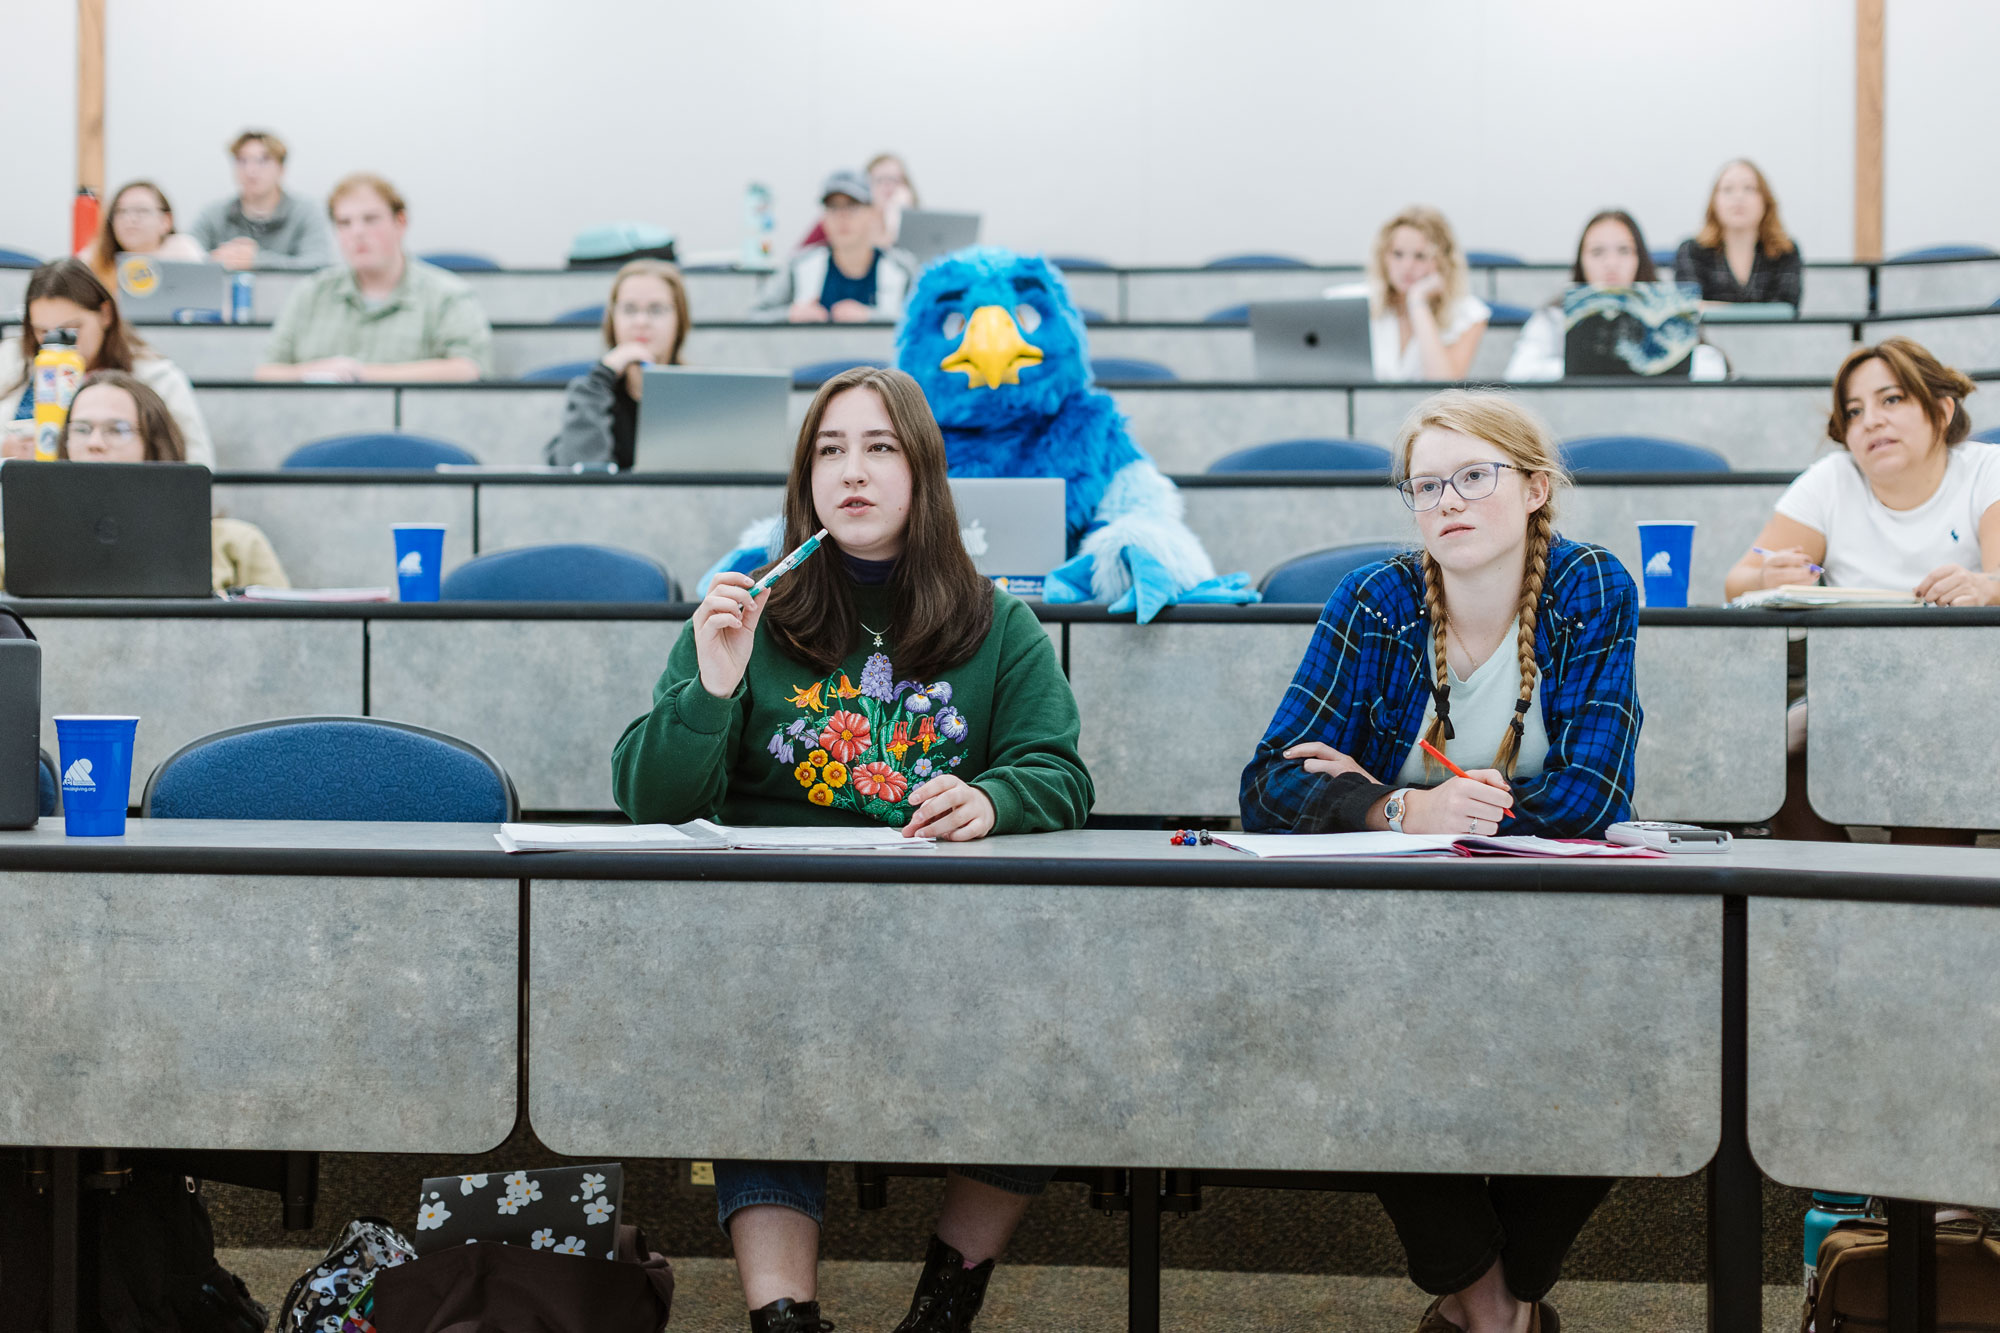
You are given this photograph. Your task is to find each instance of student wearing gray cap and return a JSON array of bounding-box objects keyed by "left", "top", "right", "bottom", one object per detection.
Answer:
[{"left": 751, "top": 169, "right": 916, "bottom": 324}]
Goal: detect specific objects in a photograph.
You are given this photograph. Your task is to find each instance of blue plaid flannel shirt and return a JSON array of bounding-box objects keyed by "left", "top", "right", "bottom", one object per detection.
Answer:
[{"left": 1239, "top": 536, "right": 1642, "bottom": 838}]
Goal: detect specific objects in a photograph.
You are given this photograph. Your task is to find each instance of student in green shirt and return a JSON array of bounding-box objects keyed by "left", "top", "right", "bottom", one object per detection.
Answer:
[{"left": 612, "top": 366, "right": 1092, "bottom": 1333}]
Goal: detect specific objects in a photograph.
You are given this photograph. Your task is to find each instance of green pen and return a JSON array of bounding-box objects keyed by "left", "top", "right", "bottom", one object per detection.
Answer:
[{"left": 747, "top": 528, "right": 829, "bottom": 597}]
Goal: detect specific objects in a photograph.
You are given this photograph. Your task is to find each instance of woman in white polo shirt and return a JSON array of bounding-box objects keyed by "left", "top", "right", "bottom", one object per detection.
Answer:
[
  {"left": 1725, "top": 338, "right": 2000, "bottom": 603},
  {"left": 1332, "top": 206, "right": 1489, "bottom": 382}
]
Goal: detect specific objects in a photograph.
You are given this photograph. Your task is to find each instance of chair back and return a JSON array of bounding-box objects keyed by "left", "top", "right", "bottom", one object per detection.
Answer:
[
  {"left": 1560, "top": 435, "right": 1729, "bottom": 474},
  {"left": 553, "top": 304, "right": 606, "bottom": 325},
  {"left": 0, "top": 247, "right": 40, "bottom": 268},
  {"left": 1466, "top": 250, "right": 1525, "bottom": 267},
  {"left": 441, "top": 544, "right": 675, "bottom": 602},
  {"left": 1207, "top": 438, "right": 1393, "bottom": 474},
  {"left": 1203, "top": 304, "right": 1251, "bottom": 325},
  {"left": 792, "top": 357, "right": 887, "bottom": 388},
  {"left": 142, "top": 716, "right": 518, "bottom": 822},
  {"left": 1486, "top": 301, "right": 1533, "bottom": 327},
  {"left": 1047, "top": 255, "right": 1112, "bottom": 271},
  {"left": 284, "top": 433, "right": 479, "bottom": 469},
  {"left": 1259, "top": 542, "right": 1410, "bottom": 604},
  {"left": 420, "top": 251, "right": 502, "bottom": 272},
  {"left": 1203, "top": 254, "right": 1310, "bottom": 269},
  {"left": 1886, "top": 245, "right": 1998, "bottom": 263},
  {"left": 1973, "top": 426, "right": 2000, "bottom": 444},
  {"left": 521, "top": 360, "right": 597, "bottom": 383},
  {"left": 1090, "top": 357, "right": 1178, "bottom": 383}
]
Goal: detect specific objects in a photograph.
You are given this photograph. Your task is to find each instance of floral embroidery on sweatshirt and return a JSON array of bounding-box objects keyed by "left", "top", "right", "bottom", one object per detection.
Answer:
[{"left": 765, "top": 651, "right": 968, "bottom": 826}]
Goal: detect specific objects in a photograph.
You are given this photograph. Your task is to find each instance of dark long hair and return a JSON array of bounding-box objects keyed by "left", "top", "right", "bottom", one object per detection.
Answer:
[
  {"left": 1570, "top": 210, "right": 1660, "bottom": 285},
  {"left": 8, "top": 259, "right": 150, "bottom": 395},
  {"left": 59, "top": 370, "right": 187, "bottom": 462},
  {"left": 759, "top": 367, "right": 994, "bottom": 678}
]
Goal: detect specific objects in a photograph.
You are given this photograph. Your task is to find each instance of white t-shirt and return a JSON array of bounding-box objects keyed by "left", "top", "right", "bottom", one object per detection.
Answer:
[
  {"left": 1394, "top": 617, "right": 1549, "bottom": 788},
  {"left": 1372, "top": 294, "right": 1490, "bottom": 382},
  {"left": 1773, "top": 442, "right": 2000, "bottom": 590}
]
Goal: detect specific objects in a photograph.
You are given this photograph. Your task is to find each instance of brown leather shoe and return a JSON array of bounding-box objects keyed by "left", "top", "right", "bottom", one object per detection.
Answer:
[{"left": 1413, "top": 1297, "right": 1460, "bottom": 1332}]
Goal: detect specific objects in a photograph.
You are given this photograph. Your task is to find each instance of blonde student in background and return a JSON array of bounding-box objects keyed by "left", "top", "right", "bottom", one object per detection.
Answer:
[{"left": 1328, "top": 206, "right": 1489, "bottom": 382}]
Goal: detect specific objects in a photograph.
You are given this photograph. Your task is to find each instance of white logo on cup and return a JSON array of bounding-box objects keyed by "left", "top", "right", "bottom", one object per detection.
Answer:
[
  {"left": 960, "top": 521, "right": 989, "bottom": 557},
  {"left": 62, "top": 758, "right": 96, "bottom": 790},
  {"left": 398, "top": 550, "right": 424, "bottom": 576},
  {"left": 1645, "top": 551, "right": 1674, "bottom": 577}
]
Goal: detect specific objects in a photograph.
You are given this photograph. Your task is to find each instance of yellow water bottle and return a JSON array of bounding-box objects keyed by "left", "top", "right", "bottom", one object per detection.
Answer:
[{"left": 32, "top": 329, "right": 85, "bottom": 461}]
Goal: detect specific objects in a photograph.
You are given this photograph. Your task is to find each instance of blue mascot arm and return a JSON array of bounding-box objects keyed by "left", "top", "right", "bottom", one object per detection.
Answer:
[{"left": 695, "top": 516, "right": 783, "bottom": 598}]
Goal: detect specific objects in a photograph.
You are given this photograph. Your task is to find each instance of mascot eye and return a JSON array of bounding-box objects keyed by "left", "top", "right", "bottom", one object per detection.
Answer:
[
  {"left": 1014, "top": 304, "right": 1043, "bottom": 334},
  {"left": 941, "top": 311, "right": 966, "bottom": 340}
]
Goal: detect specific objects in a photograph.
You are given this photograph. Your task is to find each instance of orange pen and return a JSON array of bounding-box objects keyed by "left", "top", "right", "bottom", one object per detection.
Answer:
[{"left": 1418, "top": 738, "right": 1514, "bottom": 825}]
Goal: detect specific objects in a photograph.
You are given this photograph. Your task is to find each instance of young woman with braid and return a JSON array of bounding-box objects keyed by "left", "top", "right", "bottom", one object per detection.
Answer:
[{"left": 1239, "top": 389, "right": 1642, "bottom": 1333}]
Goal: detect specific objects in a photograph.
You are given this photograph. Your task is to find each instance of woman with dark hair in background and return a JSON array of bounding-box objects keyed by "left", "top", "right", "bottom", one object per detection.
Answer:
[{"left": 79, "top": 180, "right": 205, "bottom": 285}]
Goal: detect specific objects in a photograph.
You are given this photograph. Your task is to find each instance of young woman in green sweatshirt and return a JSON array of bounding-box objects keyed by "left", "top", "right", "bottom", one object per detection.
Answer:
[{"left": 611, "top": 365, "right": 1092, "bottom": 1333}]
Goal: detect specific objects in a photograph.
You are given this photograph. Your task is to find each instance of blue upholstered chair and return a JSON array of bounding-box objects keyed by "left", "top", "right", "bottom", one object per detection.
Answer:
[
  {"left": 283, "top": 433, "right": 479, "bottom": 469},
  {"left": 1203, "top": 304, "right": 1251, "bottom": 325},
  {"left": 1076, "top": 307, "right": 1110, "bottom": 325},
  {"left": 419, "top": 252, "right": 502, "bottom": 272},
  {"left": 1259, "top": 542, "right": 1409, "bottom": 604},
  {"left": 1651, "top": 248, "right": 1679, "bottom": 268},
  {"left": 554, "top": 304, "right": 606, "bottom": 325},
  {"left": 1484, "top": 302, "right": 1532, "bottom": 328},
  {"left": 1560, "top": 436, "right": 1730, "bottom": 474},
  {"left": 1089, "top": 357, "right": 1178, "bottom": 383},
  {"left": 793, "top": 357, "right": 888, "bottom": 388},
  {"left": 1047, "top": 255, "right": 1113, "bottom": 271},
  {"left": 1466, "top": 251, "right": 1525, "bottom": 268},
  {"left": 142, "top": 717, "right": 518, "bottom": 822},
  {"left": 1207, "top": 438, "right": 1393, "bottom": 474},
  {"left": 1973, "top": 426, "right": 2000, "bottom": 444},
  {"left": 38, "top": 749, "right": 57, "bottom": 818},
  {"left": 441, "top": 544, "right": 675, "bottom": 602},
  {"left": 521, "top": 360, "right": 597, "bottom": 383},
  {"left": 1203, "top": 254, "right": 1311, "bottom": 269},
  {"left": 1886, "top": 245, "right": 1998, "bottom": 263},
  {"left": 0, "top": 247, "right": 42, "bottom": 268}
]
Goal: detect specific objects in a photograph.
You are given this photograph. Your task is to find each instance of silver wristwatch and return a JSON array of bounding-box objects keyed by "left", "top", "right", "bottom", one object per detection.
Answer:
[{"left": 1385, "top": 788, "right": 1413, "bottom": 834}]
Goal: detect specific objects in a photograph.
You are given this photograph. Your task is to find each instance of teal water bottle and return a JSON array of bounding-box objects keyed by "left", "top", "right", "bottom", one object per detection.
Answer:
[
  {"left": 742, "top": 182, "right": 774, "bottom": 271},
  {"left": 1803, "top": 1191, "right": 1871, "bottom": 1324}
]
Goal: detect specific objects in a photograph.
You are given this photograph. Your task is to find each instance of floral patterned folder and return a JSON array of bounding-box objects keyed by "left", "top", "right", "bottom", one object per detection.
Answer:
[{"left": 412, "top": 1164, "right": 624, "bottom": 1260}]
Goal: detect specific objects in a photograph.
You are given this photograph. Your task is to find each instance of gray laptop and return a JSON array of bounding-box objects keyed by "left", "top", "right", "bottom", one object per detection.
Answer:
[
  {"left": 947, "top": 477, "right": 1066, "bottom": 596},
  {"left": 113, "top": 254, "right": 232, "bottom": 323},
  {"left": 0, "top": 460, "right": 213, "bottom": 597},
  {"left": 0, "top": 639, "right": 39, "bottom": 829},
  {"left": 896, "top": 210, "right": 982, "bottom": 266},
  {"left": 634, "top": 366, "right": 793, "bottom": 473},
  {"left": 1249, "top": 295, "right": 1375, "bottom": 383}
]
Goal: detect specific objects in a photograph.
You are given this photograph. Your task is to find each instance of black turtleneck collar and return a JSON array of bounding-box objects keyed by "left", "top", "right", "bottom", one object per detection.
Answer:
[{"left": 842, "top": 552, "right": 898, "bottom": 586}]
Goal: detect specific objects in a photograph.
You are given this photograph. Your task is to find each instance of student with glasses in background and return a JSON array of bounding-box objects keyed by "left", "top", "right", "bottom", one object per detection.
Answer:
[
  {"left": 190, "top": 129, "right": 335, "bottom": 271},
  {"left": 546, "top": 260, "right": 694, "bottom": 468}
]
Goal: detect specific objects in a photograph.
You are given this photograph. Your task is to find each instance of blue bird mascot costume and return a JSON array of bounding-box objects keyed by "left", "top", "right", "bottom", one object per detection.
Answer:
[{"left": 700, "top": 248, "right": 1255, "bottom": 619}]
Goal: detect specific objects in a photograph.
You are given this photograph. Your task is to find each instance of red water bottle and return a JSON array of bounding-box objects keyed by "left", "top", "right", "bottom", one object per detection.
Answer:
[{"left": 72, "top": 187, "right": 100, "bottom": 254}]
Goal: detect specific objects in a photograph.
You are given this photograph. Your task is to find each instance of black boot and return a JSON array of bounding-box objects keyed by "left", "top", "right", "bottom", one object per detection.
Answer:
[
  {"left": 750, "top": 1296, "right": 835, "bottom": 1332},
  {"left": 890, "top": 1234, "right": 995, "bottom": 1332}
]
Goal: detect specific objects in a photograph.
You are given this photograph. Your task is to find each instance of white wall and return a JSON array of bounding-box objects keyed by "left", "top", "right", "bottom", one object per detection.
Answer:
[
  {"left": 5, "top": 0, "right": 77, "bottom": 259},
  {"left": 1884, "top": 0, "right": 2000, "bottom": 254},
  {"left": 11, "top": 0, "right": 1977, "bottom": 268}
]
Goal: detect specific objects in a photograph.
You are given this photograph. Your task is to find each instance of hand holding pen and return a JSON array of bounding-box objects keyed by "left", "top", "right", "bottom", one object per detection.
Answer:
[{"left": 1751, "top": 546, "right": 1824, "bottom": 589}]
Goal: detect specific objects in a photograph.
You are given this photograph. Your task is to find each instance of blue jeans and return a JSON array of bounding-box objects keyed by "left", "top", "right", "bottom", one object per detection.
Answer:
[{"left": 714, "top": 1160, "right": 1057, "bottom": 1234}]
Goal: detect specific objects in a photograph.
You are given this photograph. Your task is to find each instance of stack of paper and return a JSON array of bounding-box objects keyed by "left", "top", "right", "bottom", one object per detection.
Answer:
[
  {"left": 494, "top": 821, "right": 933, "bottom": 853},
  {"left": 1731, "top": 585, "right": 1918, "bottom": 609},
  {"left": 1212, "top": 832, "right": 1659, "bottom": 859}
]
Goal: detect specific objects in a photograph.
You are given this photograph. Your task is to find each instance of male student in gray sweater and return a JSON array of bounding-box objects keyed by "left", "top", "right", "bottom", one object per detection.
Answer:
[{"left": 190, "top": 130, "right": 334, "bottom": 271}]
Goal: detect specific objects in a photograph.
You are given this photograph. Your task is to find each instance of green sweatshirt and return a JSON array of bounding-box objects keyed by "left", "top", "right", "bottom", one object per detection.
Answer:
[{"left": 612, "top": 584, "right": 1093, "bottom": 833}]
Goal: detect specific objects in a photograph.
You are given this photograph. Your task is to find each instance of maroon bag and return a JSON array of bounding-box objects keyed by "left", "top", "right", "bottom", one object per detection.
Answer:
[{"left": 366, "top": 1225, "right": 672, "bottom": 1333}]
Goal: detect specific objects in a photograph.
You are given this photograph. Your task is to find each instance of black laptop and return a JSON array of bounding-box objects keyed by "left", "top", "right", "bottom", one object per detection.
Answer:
[
  {"left": 1, "top": 460, "right": 213, "bottom": 597},
  {"left": 0, "top": 638, "right": 39, "bottom": 829}
]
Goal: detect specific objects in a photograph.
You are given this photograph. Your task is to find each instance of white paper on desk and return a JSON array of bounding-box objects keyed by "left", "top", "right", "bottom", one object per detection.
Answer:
[
  {"left": 495, "top": 823, "right": 717, "bottom": 852},
  {"left": 1455, "top": 835, "right": 1660, "bottom": 858},
  {"left": 689, "top": 819, "right": 934, "bottom": 851},
  {"left": 1212, "top": 832, "right": 1464, "bottom": 858},
  {"left": 235, "top": 585, "right": 393, "bottom": 602}
]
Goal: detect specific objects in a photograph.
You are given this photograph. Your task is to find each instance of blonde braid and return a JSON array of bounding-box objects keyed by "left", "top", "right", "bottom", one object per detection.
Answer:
[
  {"left": 1493, "top": 505, "right": 1554, "bottom": 777},
  {"left": 1420, "top": 552, "right": 1453, "bottom": 778}
]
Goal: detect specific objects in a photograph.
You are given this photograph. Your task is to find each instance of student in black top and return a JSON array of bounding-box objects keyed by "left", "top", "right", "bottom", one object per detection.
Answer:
[
  {"left": 1673, "top": 159, "right": 1803, "bottom": 306},
  {"left": 544, "top": 260, "right": 691, "bottom": 469}
]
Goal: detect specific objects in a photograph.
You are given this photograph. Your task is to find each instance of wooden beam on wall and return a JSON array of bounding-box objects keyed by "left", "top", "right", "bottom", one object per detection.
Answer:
[
  {"left": 78, "top": 0, "right": 104, "bottom": 193},
  {"left": 1855, "top": 0, "right": 1885, "bottom": 260}
]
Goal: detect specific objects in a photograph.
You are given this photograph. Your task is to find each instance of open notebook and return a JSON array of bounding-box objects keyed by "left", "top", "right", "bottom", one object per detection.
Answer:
[
  {"left": 495, "top": 820, "right": 933, "bottom": 852},
  {"left": 1213, "top": 832, "right": 1662, "bottom": 859},
  {"left": 1731, "top": 585, "right": 1919, "bottom": 609}
]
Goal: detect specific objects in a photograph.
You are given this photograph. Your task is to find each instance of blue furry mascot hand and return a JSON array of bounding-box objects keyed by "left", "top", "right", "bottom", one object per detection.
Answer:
[{"left": 896, "top": 249, "right": 1253, "bottom": 618}]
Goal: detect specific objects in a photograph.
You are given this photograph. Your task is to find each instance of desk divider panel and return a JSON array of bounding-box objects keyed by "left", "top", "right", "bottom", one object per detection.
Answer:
[
  {"left": 530, "top": 875, "right": 1719, "bottom": 1177},
  {"left": 0, "top": 870, "right": 518, "bottom": 1153},
  {"left": 200, "top": 387, "right": 398, "bottom": 471},
  {"left": 473, "top": 484, "right": 787, "bottom": 590},
  {"left": 1864, "top": 312, "right": 2000, "bottom": 374},
  {"left": 1560, "top": 483, "right": 1790, "bottom": 607},
  {"left": 394, "top": 387, "right": 568, "bottom": 467},
  {"left": 368, "top": 618, "right": 683, "bottom": 812},
  {"left": 32, "top": 617, "right": 365, "bottom": 807},
  {"left": 214, "top": 482, "right": 476, "bottom": 589},
  {"left": 1632, "top": 626, "right": 1789, "bottom": 823},
  {"left": 1875, "top": 258, "right": 2000, "bottom": 315},
  {"left": 1749, "top": 895, "right": 2000, "bottom": 1206},
  {"left": 1806, "top": 625, "right": 2000, "bottom": 828}
]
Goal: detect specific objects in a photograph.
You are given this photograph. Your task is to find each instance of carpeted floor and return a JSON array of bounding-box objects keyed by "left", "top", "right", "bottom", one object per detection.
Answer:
[{"left": 220, "top": 1249, "right": 1807, "bottom": 1332}]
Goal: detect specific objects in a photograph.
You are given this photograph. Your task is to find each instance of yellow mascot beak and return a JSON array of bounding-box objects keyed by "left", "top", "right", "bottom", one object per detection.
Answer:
[{"left": 939, "top": 305, "right": 1044, "bottom": 389}]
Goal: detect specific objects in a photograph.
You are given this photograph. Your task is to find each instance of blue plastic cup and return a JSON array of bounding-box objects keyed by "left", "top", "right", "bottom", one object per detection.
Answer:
[
  {"left": 53, "top": 715, "right": 140, "bottom": 836},
  {"left": 392, "top": 524, "right": 447, "bottom": 602},
  {"left": 1637, "top": 520, "right": 1697, "bottom": 607}
]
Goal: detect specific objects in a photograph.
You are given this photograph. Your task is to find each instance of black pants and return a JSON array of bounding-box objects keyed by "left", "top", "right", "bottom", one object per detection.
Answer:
[{"left": 1369, "top": 1174, "right": 1613, "bottom": 1302}]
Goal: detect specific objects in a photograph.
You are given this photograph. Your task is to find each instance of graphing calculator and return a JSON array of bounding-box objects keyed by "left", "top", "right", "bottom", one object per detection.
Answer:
[{"left": 1605, "top": 821, "right": 1733, "bottom": 853}]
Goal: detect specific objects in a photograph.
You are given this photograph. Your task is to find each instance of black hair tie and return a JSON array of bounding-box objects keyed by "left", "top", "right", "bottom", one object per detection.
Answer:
[
  {"left": 1509, "top": 695, "right": 1531, "bottom": 739},
  {"left": 1432, "top": 683, "right": 1456, "bottom": 741}
]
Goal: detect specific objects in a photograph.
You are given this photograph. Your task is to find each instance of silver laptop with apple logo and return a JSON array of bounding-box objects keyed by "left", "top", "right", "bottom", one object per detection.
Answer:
[{"left": 945, "top": 477, "right": 1066, "bottom": 598}]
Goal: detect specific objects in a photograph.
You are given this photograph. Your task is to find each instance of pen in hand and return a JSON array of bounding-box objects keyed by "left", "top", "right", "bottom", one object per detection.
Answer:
[
  {"left": 1751, "top": 546, "right": 1825, "bottom": 577},
  {"left": 1418, "top": 738, "right": 1514, "bottom": 825}
]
